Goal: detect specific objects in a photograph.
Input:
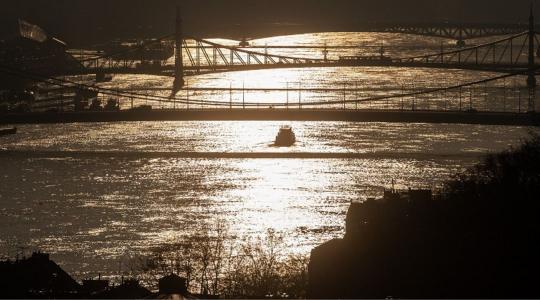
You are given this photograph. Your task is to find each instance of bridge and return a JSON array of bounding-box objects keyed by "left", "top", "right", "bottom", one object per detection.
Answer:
[
  {"left": 3, "top": 8, "right": 540, "bottom": 85},
  {"left": 1, "top": 61, "right": 538, "bottom": 125},
  {"left": 2, "top": 51, "right": 539, "bottom": 126},
  {"left": 69, "top": 7, "right": 540, "bottom": 92},
  {"left": 192, "top": 21, "right": 533, "bottom": 46},
  {"left": 76, "top": 32, "right": 540, "bottom": 76},
  {"left": 331, "top": 22, "right": 528, "bottom": 45},
  {"left": 1, "top": 7, "right": 539, "bottom": 124}
]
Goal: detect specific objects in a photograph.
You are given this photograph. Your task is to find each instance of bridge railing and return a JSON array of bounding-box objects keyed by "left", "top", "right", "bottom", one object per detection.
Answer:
[{"left": 107, "top": 74, "right": 537, "bottom": 113}]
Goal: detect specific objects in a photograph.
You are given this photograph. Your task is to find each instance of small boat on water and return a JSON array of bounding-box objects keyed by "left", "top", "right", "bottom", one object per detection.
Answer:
[
  {"left": 274, "top": 126, "right": 296, "bottom": 147},
  {"left": 0, "top": 127, "right": 17, "bottom": 136}
]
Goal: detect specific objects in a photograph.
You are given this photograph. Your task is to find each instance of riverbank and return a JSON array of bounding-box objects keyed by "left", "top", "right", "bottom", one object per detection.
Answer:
[
  {"left": 308, "top": 135, "right": 540, "bottom": 298},
  {"left": 2, "top": 109, "right": 539, "bottom": 126}
]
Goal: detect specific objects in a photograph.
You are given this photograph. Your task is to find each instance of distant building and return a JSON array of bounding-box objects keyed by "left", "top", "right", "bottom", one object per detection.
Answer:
[
  {"left": 345, "top": 188, "right": 434, "bottom": 237},
  {"left": 82, "top": 274, "right": 109, "bottom": 296},
  {"left": 0, "top": 251, "right": 81, "bottom": 298},
  {"left": 407, "top": 189, "right": 433, "bottom": 203},
  {"left": 0, "top": 252, "right": 209, "bottom": 299},
  {"left": 94, "top": 278, "right": 152, "bottom": 299},
  {"left": 159, "top": 273, "right": 188, "bottom": 294},
  {"left": 0, "top": 19, "right": 84, "bottom": 90}
]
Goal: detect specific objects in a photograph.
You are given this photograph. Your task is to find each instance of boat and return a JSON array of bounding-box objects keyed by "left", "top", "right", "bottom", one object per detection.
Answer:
[
  {"left": 238, "top": 38, "right": 250, "bottom": 47},
  {"left": 274, "top": 126, "right": 296, "bottom": 147},
  {"left": 0, "top": 127, "right": 17, "bottom": 136}
]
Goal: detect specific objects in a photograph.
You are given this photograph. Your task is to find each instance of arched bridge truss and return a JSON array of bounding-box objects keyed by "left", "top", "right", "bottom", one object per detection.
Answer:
[
  {"left": 366, "top": 22, "right": 528, "bottom": 41},
  {"left": 78, "top": 36, "right": 331, "bottom": 77},
  {"left": 77, "top": 31, "right": 540, "bottom": 77},
  {"left": 391, "top": 31, "right": 540, "bottom": 72},
  {"left": 181, "top": 38, "right": 329, "bottom": 74}
]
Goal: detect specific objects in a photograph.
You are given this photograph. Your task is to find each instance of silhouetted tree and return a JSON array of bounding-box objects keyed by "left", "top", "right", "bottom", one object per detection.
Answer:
[{"left": 309, "top": 133, "right": 540, "bottom": 299}]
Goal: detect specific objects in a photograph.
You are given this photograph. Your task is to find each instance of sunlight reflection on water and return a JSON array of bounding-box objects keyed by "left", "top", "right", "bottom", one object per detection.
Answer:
[
  {"left": 0, "top": 121, "right": 535, "bottom": 278},
  {"left": 1, "top": 31, "right": 538, "bottom": 279}
]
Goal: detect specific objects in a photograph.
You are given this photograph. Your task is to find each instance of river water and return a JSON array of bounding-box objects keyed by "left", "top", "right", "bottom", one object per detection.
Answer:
[{"left": 0, "top": 32, "right": 538, "bottom": 279}]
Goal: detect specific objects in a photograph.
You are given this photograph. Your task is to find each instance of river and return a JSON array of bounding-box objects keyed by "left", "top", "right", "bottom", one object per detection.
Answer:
[{"left": 0, "top": 31, "right": 538, "bottom": 279}]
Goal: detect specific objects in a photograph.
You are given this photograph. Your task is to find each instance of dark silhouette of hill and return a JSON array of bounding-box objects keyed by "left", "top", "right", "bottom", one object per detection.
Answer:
[{"left": 309, "top": 134, "right": 540, "bottom": 298}]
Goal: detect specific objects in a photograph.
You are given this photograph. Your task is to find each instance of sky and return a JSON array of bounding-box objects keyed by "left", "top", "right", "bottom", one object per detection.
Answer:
[{"left": 1, "top": 0, "right": 539, "bottom": 45}]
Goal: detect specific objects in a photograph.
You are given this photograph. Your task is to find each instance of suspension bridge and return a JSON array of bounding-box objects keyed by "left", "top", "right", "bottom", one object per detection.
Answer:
[
  {"left": 1, "top": 61, "right": 539, "bottom": 126},
  {"left": 1, "top": 7, "right": 540, "bottom": 126}
]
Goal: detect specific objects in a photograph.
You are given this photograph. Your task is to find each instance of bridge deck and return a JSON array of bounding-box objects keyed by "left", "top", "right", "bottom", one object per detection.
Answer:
[
  {"left": 79, "top": 60, "right": 534, "bottom": 77},
  {"left": 2, "top": 109, "right": 539, "bottom": 127}
]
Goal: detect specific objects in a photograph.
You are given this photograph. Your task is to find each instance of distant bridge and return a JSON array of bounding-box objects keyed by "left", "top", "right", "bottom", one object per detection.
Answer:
[
  {"left": 357, "top": 22, "right": 528, "bottom": 42},
  {"left": 63, "top": 8, "right": 540, "bottom": 84},
  {"left": 213, "top": 22, "right": 533, "bottom": 44},
  {"left": 3, "top": 64, "right": 536, "bottom": 115},
  {"left": 262, "top": 22, "right": 530, "bottom": 44},
  {"left": 75, "top": 30, "right": 540, "bottom": 77}
]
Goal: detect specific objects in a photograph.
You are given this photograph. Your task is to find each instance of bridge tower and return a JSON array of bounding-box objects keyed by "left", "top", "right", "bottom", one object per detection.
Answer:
[
  {"left": 527, "top": 5, "right": 536, "bottom": 111},
  {"left": 528, "top": 6, "right": 536, "bottom": 88},
  {"left": 173, "top": 4, "right": 185, "bottom": 92},
  {"left": 456, "top": 26, "right": 466, "bottom": 48}
]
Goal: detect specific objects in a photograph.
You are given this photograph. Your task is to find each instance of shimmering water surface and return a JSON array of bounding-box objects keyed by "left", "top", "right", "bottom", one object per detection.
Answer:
[
  {"left": 0, "top": 121, "right": 534, "bottom": 278},
  {"left": 1, "top": 32, "right": 538, "bottom": 279}
]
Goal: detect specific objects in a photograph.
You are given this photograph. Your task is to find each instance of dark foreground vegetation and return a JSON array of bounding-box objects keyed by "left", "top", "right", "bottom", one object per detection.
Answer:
[
  {"left": 2, "top": 134, "right": 540, "bottom": 299},
  {"left": 0, "top": 229, "right": 309, "bottom": 299},
  {"left": 309, "top": 134, "right": 540, "bottom": 298}
]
